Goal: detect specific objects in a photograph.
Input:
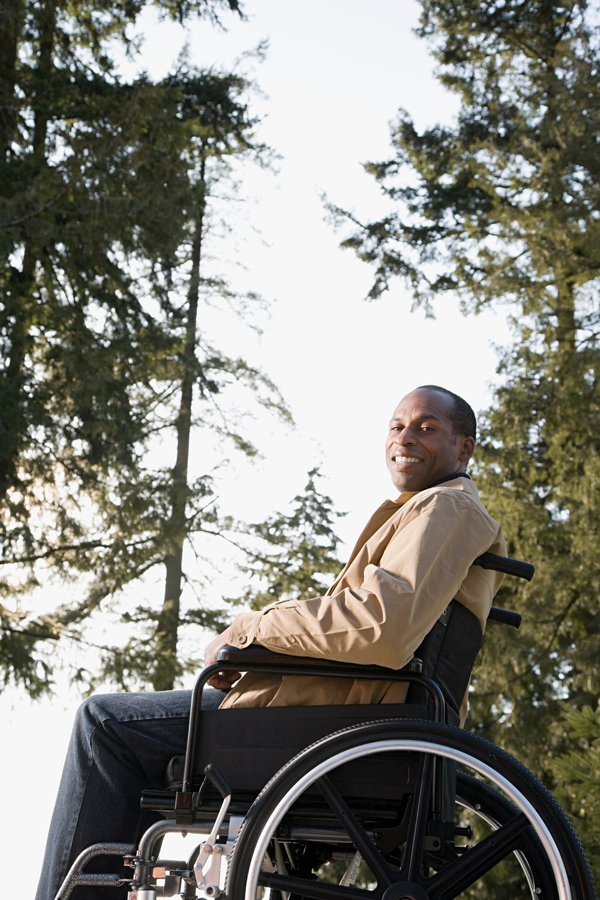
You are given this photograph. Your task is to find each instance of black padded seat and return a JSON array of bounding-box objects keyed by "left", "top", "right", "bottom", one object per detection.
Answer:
[{"left": 165, "top": 701, "right": 427, "bottom": 799}]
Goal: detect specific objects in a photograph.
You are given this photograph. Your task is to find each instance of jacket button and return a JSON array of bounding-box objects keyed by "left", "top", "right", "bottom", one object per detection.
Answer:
[{"left": 238, "top": 635, "right": 248, "bottom": 645}]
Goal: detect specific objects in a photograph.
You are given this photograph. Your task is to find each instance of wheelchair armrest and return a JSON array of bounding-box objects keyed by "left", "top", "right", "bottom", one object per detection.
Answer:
[
  {"left": 217, "top": 644, "right": 429, "bottom": 677},
  {"left": 217, "top": 644, "right": 352, "bottom": 670}
]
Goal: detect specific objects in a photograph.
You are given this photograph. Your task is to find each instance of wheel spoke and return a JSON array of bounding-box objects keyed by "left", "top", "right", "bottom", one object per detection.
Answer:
[
  {"left": 317, "top": 776, "right": 394, "bottom": 888},
  {"left": 259, "top": 872, "right": 374, "bottom": 900},
  {"left": 427, "top": 812, "right": 530, "bottom": 900},
  {"left": 398, "top": 753, "right": 432, "bottom": 881}
]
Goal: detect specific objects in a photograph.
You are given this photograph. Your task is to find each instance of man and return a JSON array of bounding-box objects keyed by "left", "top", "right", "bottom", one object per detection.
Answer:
[
  {"left": 204, "top": 384, "right": 505, "bottom": 714},
  {"left": 36, "top": 385, "right": 506, "bottom": 900}
]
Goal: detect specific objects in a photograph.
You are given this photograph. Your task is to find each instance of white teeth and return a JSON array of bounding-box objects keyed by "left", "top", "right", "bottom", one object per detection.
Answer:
[{"left": 393, "top": 455, "right": 420, "bottom": 463}]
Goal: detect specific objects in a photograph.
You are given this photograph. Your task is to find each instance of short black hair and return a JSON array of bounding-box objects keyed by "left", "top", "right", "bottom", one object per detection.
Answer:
[{"left": 416, "top": 385, "right": 477, "bottom": 441}]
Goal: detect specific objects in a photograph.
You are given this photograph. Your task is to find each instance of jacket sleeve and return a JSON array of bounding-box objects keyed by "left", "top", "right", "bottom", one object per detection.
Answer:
[{"left": 227, "top": 491, "right": 500, "bottom": 670}]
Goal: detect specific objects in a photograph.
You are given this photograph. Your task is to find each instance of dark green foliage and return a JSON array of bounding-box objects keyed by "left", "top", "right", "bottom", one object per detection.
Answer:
[
  {"left": 467, "top": 336, "right": 600, "bottom": 770},
  {"left": 229, "top": 469, "right": 346, "bottom": 610},
  {"left": 330, "top": 0, "right": 600, "bottom": 318},
  {"left": 0, "top": 600, "right": 54, "bottom": 697},
  {"left": 547, "top": 703, "right": 600, "bottom": 883},
  {"left": 0, "top": 0, "right": 298, "bottom": 695}
]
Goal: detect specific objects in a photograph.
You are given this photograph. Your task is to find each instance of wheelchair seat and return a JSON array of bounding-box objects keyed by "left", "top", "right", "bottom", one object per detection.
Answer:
[{"left": 150, "top": 595, "right": 480, "bottom": 808}]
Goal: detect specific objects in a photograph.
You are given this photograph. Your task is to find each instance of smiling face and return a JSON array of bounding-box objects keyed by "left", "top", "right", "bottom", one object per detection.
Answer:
[{"left": 386, "top": 389, "right": 475, "bottom": 493}]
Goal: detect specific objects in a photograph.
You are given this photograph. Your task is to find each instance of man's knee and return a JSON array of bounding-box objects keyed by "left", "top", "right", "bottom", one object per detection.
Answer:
[{"left": 72, "top": 692, "right": 137, "bottom": 744}]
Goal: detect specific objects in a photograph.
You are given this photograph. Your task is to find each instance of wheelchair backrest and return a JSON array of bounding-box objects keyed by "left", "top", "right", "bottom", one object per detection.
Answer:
[{"left": 406, "top": 598, "right": 483, "bottom": 726}]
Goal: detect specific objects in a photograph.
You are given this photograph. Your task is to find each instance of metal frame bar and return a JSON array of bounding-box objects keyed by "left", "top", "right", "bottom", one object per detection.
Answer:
[{"left": 54, "top": 843, "right": 135, "bottom": 900}]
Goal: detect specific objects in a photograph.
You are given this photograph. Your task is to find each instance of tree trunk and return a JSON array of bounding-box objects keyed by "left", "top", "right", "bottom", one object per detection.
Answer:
[{"left": 153, "top": 166, "right": 206, "bottom": 692}]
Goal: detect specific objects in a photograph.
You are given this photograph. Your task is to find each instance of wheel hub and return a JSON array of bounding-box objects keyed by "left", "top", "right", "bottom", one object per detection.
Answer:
[{"left": 382, "top": 882, "right": 429, "bottom": 900}]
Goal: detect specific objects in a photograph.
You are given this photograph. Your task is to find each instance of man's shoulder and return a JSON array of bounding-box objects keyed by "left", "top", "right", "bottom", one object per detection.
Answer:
[{"left": 401, "top": 478, "right": 496, "bottom": 522}]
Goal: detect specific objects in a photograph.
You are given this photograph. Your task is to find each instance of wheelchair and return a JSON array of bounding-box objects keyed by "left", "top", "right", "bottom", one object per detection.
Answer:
[{"left": 54, "top": 553, "right": 597, "bottom": 900}]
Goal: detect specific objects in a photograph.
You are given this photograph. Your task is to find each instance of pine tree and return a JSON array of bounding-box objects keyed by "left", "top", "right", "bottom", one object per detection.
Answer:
[
  {"left": 0, "top": 0, "right": 299, "bottom": 696},
  {"left": 229, "top": 468, "right": 346, "bottom": 611},
  {"left": 329, "top": 0, "right": 600, "bottom": 324},
  {"left": 125, "top": 62, "right": 290, "bottom": 692},
  {"left": 0, "top": 1, "right": 243, "bottom": 508},
  {"left": 330, "top": 0, "right": 600, "bottom": 793}
]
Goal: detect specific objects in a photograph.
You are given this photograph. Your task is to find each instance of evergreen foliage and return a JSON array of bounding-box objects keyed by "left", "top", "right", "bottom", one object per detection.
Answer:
[
  {"left": 229, "top": 468, "right": 346, "bottom": 610},
  {"left": 329, "top": 0, "right": 600, "bottom": 319},
  {"left": 331, "top": 0, "right": 600, "bottom": 863},
  {"left": 0, "top": 0, "right": 299, "bottom": 695},
  {"left": 547, "top": 703, "right": 600, "bottom": 883},
  {"left": 470, "top": 337, "right": 600, "bottom": 768}
]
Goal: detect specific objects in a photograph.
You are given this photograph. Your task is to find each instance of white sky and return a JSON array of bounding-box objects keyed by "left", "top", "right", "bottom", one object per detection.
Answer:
[{"left": 3, "top": 1, "right": 512, "bottom": 894}]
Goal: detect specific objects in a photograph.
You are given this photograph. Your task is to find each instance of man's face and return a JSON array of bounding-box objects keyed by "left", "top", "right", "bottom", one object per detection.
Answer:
[{"left": 385, "top": 389, "right": 475, "bottom": 493}]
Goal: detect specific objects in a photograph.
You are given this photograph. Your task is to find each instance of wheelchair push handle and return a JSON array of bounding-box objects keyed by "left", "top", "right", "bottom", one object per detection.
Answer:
[
  {"left": 473, "top": 552, "right": 534, "bottom": 629},
  {"left": 488, "top": 607, "right": 522, "bottom": 629},
  {"left": 473, "top": 551, "right": 535, "bottom": 581}
]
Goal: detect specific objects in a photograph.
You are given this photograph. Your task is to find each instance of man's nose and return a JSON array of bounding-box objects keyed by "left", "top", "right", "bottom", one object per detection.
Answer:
[{"left": 395, "top": 428, "right": 416, "bottom": 445}]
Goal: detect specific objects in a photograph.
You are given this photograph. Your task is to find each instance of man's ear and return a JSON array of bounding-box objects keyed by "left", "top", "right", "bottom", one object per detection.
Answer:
[{"left": 459, "top": 436, "right": 476, "bottom": 463}]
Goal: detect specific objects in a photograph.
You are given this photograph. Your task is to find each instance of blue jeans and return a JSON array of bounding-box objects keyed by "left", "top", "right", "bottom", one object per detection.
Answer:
[{"left": 35, "top": 687, "right": 227, "bottom": 900}]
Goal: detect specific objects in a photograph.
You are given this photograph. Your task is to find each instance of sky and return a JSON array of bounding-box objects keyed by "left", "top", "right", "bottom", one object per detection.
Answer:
[{"left": 2, "top": 1, "right": 513, "bottom": 894}]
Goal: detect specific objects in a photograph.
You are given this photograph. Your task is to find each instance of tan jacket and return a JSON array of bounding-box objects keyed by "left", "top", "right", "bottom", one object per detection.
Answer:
[{"left": 221, "top": 478, "right": 506, "bottom": 720}]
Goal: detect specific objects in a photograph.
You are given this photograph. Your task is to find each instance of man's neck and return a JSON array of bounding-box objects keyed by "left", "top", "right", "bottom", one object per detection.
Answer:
[{"left": 428, "top": 471, "right": 471, "bottom": 488}]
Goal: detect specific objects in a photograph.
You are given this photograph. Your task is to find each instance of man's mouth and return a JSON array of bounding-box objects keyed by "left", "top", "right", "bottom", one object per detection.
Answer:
[{"left": 391, "top": 454, "right": 421, "bottom": 467}]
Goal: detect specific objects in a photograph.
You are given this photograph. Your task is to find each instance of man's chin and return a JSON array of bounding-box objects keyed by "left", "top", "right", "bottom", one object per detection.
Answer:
[{"left": 392, "top": 473, "right": 428, "bottom": 493}]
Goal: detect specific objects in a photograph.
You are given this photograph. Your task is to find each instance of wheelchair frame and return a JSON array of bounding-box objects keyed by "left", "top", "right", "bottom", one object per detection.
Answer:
[{"left": 52, "top": 554, "right": 596, "bottom": 900}]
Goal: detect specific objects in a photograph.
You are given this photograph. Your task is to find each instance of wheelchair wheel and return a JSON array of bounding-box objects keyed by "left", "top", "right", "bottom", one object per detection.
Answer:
[{"left": 226, "top": 720, "right": 595, "bottom": 900}]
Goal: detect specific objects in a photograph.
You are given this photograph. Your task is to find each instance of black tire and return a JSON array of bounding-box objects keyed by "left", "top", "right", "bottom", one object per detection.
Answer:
[
  {"left": 226, "top": 719, "right": 595, "bottom": 900},
  {"left": 455, "top": 771, "right": 561, "bottom": 899}
]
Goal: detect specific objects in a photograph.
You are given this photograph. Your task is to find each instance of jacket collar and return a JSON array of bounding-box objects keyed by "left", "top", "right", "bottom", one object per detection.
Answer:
[{"left": 394, "top": 474, "right": 479, "bottom": 506}]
